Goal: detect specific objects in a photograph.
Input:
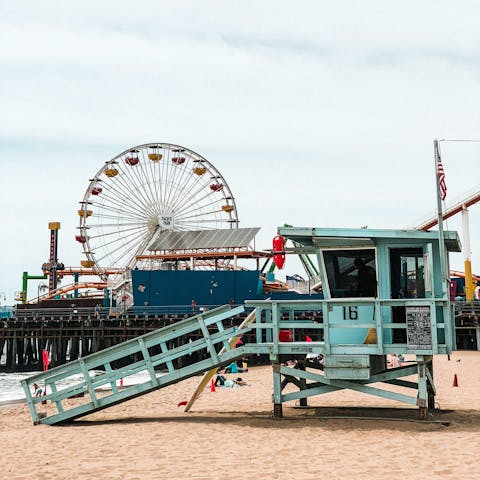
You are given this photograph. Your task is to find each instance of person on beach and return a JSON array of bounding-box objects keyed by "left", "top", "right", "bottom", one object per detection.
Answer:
[
  {"left": 224, "top": 360, "right": 248, "bottom": 374},
  {"left": 241, "top": 357, "right": 248, "bottom": 372},
  {"left": 234, "top": 377, "right": 248, "bottom": 386},
  {"left": 33, "top": 383, "right": 43, "bottom": 397},
  {"left": 215, "top": 374, "right": 227, "bottom": 386},
  {"left": 215, "top": 374, "right": 248, "bottom": 387},
  {"left": 224, "top": 362, "right": 238, "bottom": 374}
]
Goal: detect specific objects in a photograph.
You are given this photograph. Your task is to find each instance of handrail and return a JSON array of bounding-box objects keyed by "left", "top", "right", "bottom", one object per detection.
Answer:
[
  {"left": 246, "top": 297, "right": 455, "bottom": 355},
  {"left": 9, "top": 304, "right": 246, "bottom": 320}
]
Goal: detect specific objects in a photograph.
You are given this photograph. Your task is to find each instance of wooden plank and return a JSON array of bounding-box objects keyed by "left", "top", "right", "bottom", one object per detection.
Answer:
[{"left": 184, "top": 309, "right": 256, "bottom": 412}]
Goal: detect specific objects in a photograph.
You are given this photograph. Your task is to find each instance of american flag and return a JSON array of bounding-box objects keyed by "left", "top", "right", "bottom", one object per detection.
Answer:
[{"left": 437, "top": 157, "right": 447, "bottom": 200}]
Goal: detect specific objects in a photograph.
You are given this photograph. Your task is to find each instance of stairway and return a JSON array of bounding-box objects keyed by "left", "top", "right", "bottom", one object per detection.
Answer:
[{"left": 21, "top": 305, "right": 253, "bottom": 425}]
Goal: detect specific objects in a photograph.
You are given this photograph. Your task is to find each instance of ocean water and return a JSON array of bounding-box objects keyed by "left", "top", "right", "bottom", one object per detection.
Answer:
[
  {"left": 0, "top": 370, "right": 154, "bottom": 403},
  {"left": 0, "top": 372, "right": 38, "bottom": 402}
]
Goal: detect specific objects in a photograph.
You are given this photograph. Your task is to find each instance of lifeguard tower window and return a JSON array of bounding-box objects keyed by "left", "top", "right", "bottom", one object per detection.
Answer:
[
  {"left": 323, "top": 249, "right": 377, "bottom": 298},
  {"left": 390, "top": 249, "right": 425, "bottom": 299},
  {"left": 390, "top": 248, "right": 425, "bottom": 343}
]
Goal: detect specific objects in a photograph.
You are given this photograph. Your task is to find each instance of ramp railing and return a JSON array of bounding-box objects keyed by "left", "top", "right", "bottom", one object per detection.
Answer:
[{"left": 21, "top": 305, "right": 254, "bottom": 425}]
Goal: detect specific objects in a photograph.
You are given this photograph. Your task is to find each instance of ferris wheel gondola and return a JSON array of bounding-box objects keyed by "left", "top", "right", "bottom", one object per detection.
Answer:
[{"left": 77, "top": 143, "right": 239, "bottom": 277}]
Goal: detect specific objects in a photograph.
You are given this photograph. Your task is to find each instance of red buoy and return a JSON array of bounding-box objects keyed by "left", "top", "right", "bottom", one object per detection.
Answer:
[{"left": 272, "top": 235, "right": 286, "bottom": 269}]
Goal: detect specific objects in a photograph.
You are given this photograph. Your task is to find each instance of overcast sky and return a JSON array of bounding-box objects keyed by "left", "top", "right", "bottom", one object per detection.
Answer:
[{"left": 1, "top": 1, "right": 480, "bottom": 304}]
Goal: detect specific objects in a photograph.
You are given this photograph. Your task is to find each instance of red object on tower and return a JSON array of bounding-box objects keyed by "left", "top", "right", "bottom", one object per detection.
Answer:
[
  {"left": 272, "top": 235, "right": 286, "bottom": 269},
  {"left": 279, "top": 330, "right": 293, "bottom": 342}
]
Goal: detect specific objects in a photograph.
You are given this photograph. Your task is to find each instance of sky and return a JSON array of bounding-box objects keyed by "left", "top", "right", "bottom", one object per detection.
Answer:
[{"left": 1, "top": 1, "right": 480, "bottom": 304}]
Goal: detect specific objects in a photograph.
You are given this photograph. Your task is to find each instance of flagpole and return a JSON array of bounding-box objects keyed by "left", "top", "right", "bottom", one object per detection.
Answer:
[{"left": 434, "top": 139, "right": 448, "bottom": 298}]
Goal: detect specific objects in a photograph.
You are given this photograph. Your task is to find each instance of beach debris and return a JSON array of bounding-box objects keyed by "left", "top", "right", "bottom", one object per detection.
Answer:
[
  {"left": 177, "top": 401, "right": 188, "bottom": 407},
  {"left": 452, "top": 373, "right": 459, "bottom": 387}
]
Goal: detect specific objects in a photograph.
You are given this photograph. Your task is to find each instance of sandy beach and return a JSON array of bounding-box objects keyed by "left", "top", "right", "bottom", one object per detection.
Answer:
[{"left": 1, "top": 351, "right": 479, "bottom": 480}]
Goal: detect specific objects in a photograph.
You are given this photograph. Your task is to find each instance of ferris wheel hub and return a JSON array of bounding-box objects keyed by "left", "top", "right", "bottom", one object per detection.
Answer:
[{"left": 159, "top": 212, "right": 175, "bottom": 230}]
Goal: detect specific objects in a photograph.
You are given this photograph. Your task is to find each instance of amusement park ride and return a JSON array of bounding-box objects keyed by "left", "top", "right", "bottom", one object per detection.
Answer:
[
  {"left": 18, "top": 140, "right": 479, "bottom": 425},
  {"left": 413, "top": 186, "right": 480, "bottom": 301}
]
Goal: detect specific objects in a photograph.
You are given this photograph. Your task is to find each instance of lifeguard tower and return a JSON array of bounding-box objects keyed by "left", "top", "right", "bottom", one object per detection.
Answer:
[
  {"left": 21, "top": 225, "right": 460, "bottom": 424},
  {"left": 247, "top": 225, "right": 460, "bottom": 419}
]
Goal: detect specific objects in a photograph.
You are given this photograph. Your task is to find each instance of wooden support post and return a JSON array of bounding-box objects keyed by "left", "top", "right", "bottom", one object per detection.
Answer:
[
  {"left": 25, "top": 338, "right": 34, "bottom": 366},
  {"left": 10, "top": 333, "right": 17, "bottom": 372},
  {"left": 298, "top": 360, "right": 308, "bottom": 407},
  {"left": 70, "top": 336, "right": 79, "bottom": 361},
  {"left": 272, "top": 363, "right": 283, "bottom": 418},
  {"left": 476, "top": 324, "right": 480, "bottom": 352},
  {"left": 427, "top": 360, "right": 435, "bottom": 410},
  {"left": 17, "top": 336, "right": 24, "bottom": 368},
  {"left": 0, "top": 338, "right": 4, "bottom": 367},
  {"left": 417, "top": 357, "right": 429, "bottom": 420}
]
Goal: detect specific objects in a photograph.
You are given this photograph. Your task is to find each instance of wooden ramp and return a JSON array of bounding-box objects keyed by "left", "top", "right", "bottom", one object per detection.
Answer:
[{"left": 21, "top": 305, "right": 257, "bottom": 425}]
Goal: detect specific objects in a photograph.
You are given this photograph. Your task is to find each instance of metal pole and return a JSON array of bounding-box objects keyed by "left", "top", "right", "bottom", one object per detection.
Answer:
[
  {"left": 73, "top": 273, "right": 79, "bottom": 299},
  {"left": 461, "top": 206, "right": 475, "bottom": 302},
  {"left": 21, "top": 272, "right": 28, "bottom": 303},
  {"left": 434, "top": 140, "right": 448, "bottom": 299}
]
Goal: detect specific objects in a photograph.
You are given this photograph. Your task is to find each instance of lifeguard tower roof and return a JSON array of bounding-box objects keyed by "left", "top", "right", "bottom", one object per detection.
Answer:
[{"left": 278, "top": 227, "right": 462, "bottom": 252}]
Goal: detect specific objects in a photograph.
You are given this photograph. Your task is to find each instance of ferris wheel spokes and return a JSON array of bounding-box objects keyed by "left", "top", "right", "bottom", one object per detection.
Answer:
[{"left": 78, "top": 143, "right": 239, "bottom": 276}]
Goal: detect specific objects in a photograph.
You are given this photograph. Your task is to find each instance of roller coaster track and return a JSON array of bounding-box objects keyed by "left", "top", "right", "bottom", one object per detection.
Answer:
[
  {"left": 29, "top": 282, "right": 108, "bottom": 303},
  {"left": 413, "top": 187, "right": 480, "bottom": 231}
]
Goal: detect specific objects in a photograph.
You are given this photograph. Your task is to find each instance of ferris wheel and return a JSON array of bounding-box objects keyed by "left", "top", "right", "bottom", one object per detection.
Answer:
[{"left": 76, "top": 143, "right": 239, "bottom": 276}]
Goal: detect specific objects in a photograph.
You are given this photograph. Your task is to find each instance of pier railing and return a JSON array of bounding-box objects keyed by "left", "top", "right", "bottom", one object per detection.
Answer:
[
  {"left": 11, "top": 304, "right": 246, "bottom": 320},
  {"left": 5, "top": 300, "right": 480, "bottom": 323}
]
